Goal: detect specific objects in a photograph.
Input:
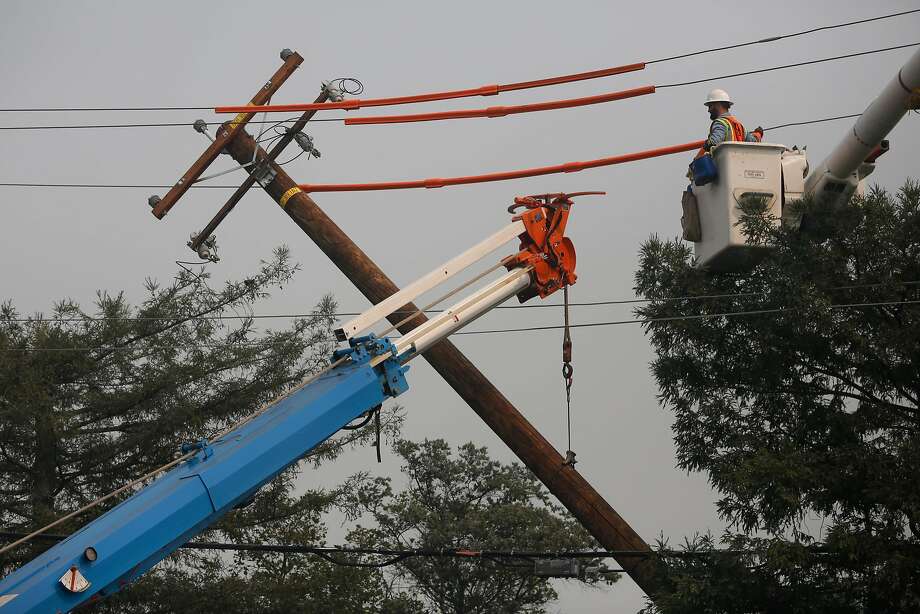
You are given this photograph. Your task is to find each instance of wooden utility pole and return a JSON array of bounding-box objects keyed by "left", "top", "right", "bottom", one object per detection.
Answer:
[{"left": 219, "top": 127, "right": 662, "bottom": 596}]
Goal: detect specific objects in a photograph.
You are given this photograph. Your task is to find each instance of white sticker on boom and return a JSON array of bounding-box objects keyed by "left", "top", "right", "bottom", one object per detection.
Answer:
[
  {"left": 0, "top": 595, "right": 19, "bottom": 607},
  {"left": 744, "top": 169, "right": 765, "bottom": 179},
  {"left": 59, "top": 566, "right": 90, "bottom": 593}
]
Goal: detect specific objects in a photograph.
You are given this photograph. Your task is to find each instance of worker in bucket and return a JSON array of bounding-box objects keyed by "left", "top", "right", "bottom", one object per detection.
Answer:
[
  {"left": 698, "top": 88, "right": 763, "bottom": 156},
  {"left": 688, "top": 88, "right": 764, "bottom": 182},
  {"left": 681, "top": 89, "right": 764, "bottom": 241}
]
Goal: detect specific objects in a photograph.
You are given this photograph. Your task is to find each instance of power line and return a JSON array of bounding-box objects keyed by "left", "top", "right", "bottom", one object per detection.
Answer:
[
  {"left": 646, "top": 8, "right": 920, "bottom": 64},
  {"left": 657, "top": 42, "right": 920, "bottom": 88},
  {"left": 0, "top": 117, "right": 345, "bottom": 131},
  {"left": 0, "top": 530, "right": 625, "bottom": 559},
  {"left": 455, "top": 298, "right": 920, "bottom": 336},
  {"left": 0, "top": 531, "right": 840, "bottom": 561},
  {"left": 0, "top": 43, "right": 911, "bottom": 134},
  {"left": 6, "top": 280, "right": 919, "bottom": 325},
  {"left": 764, "top": 113, "right": 862, "bottom": 132},
  {"left": 0, "top": 106, "right": 214, "bottom": 113},
  {"left": 0, "top": 109, "right": 888, "bottom": 190},
  {"left": 0, "top": 182, "right": 238, "bottom": 189},
  {"left": 1, "top": 8, "right": 915, "bottom": 114},
  {"left": 4, "top": 298, "right": 918, "bottom": 352}
]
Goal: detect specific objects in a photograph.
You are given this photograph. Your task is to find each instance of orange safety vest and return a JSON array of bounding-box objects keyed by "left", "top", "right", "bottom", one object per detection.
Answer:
[{"left": 694, "top": 114, "right": 747, "bottom": 159}]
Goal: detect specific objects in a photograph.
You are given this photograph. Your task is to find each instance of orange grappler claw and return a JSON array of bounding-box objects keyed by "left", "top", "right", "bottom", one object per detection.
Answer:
[{"left": 506, "top": 191, "right": 605, "bottom": 302}]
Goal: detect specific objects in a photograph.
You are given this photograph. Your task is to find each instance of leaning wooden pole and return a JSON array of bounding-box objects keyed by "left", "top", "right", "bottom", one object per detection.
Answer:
[{"left": 222, "top": 127, "right": 662, "bottom": 597}]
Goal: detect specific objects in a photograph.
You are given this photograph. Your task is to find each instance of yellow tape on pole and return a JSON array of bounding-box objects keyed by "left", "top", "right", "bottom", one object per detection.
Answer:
[{"left": 279, "top": 186, "right": 302, "bottom": 208}]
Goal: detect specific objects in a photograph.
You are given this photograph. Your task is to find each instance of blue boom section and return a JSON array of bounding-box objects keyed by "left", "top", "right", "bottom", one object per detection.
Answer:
[{"left": 0, "top": 337, "right": 408, "bottom": 613}]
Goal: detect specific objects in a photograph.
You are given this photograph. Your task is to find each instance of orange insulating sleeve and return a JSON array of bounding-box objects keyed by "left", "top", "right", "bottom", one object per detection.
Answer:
[
  {"left": 298, "top": 140, "right": 705, "bottom": 193},
  {"left": 215, "top": 85, "right": 500, "bottom": 114},
  {"left": 499, "top": 62, "right": 646, "bottom": 92},
  {"left": 213, "top": 62, "right": 646, "bottom": 114},
  {"left": 343, "top": 85, "right": 656, "bottom": 125}
]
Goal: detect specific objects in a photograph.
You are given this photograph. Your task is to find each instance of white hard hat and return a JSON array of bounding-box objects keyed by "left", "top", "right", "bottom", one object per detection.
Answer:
[{"left": 704, "top": 88, "right": 732, "bottom": 106}]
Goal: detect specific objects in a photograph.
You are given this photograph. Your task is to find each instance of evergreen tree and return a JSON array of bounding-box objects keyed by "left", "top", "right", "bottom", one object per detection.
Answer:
[
  {"left": 0, "top": 249, "right": 410, "bottom": 611},
  {"left": 346, "top": 439, "right": 611, "bottom": 614},
  {"left": 634, "top": 183, "right": 920, "bottom": 612}
]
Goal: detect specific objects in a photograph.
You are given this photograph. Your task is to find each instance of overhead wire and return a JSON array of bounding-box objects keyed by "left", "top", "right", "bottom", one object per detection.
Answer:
[
  {"left": 4, "top": 298, "right": 919, "bottom": 352},
  {"left": 0, "top": 531, "right": 850, "bottom": 562},
  {"left": 215, "top": 15, "right": 920, "bottom": 115},
  {"left": 294, "top": 140, "right": 705, "bottom": 193},
  {"left": 656, "top": 42, "right": 920, "bottom": 89},
  {"left": 645, "top": 7, "right": 920, "bottom": 64},
  {"left": 0, "top": 117, "right": 344, "bottom": 131},
  {"left": 343, "top": 43, "right": 918, "bottom": 126},
  {"left": 763, "top": 113, "right": 862, "bottom": 132},
  {"left": 0, "top": 45, "right": 909, "bottom": 133},
  {"left": 342, "top": 85, "right": 656, "bottom": 126},
  {"left": 0, "top": 41, "right": 912, "bottom": 135},
  {"left": 0, "top": 108, "right": 881, "bottom": 190},
  {"left": 5, "top": 281, "right": 919, "bottom": 325},
  {"left": 0, "top": 182, "right": 239, "bottom": 188},
  {"left": 213, "top": 63, "right": 647, "bottom": 114},
  {"left": 0, "top": 106, "right": 216, "bottom": 113},
  {"left": 454, "top": 298, "right": 920, "bottom": 336},
  {"left": 0, "top": 8, "right": 915, "bottom": 119}
]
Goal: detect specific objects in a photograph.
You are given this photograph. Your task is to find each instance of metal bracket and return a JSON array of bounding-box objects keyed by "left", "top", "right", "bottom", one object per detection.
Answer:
[
  {"left": 330, "top": 335, "right": 409, "bottom": 397},
  {"left": 332, "top": 334, "right": 395, "bottom": 364},
  {"left": 187, "top": 232, "right": 220, "bottom": 262},
  {"left": 181, "top": 438, "right": 214, "bottom": 461},
  {"left": 293, "top": 132, "right": 321, "bottom": 158},
  {"left": 193, "top": 119, "right": 215, "bottom": 143},
  {"left": 252, "top": 161, "right": 277, "bottom": 188},
  {"left": 322, "top": 80, "right": 346, "bottom": 102}
]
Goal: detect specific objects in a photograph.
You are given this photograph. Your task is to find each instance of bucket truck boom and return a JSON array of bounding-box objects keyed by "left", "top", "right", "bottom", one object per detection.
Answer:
[{"left": 804, "top": 47, "right": 920, "bottom": 207}]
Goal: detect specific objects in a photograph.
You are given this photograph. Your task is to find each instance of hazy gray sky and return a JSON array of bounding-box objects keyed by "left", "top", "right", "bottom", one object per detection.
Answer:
[{"left": 2, "top": 1, "right": 919, "bottom": 610}]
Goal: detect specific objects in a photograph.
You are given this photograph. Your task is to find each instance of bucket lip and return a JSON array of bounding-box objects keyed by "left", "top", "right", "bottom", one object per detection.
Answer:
[{"left": 713, "top": 141, "right": 787, "bottom": 154}]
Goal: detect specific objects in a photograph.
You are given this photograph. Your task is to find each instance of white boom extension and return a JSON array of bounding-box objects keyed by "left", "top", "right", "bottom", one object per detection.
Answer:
[
  {"left": 335, "top": 220, "right": 526, "bottom": 341},
  {"left": 804, "top": 47, "right": 920, "bottom": 207},
  {"left": 390, "top": 266, "right": 532, "bottom": 358}
]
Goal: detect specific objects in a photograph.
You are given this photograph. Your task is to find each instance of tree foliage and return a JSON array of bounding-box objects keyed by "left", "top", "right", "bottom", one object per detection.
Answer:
[
  {"left": 346, "top": 439, "right": 609, "bottom": 614},
  {"left": 634, "top": 183, "right": 920, "bottom": 612},
  {"left": 0, "top": 250, "right": 408, "bottom": 611}
]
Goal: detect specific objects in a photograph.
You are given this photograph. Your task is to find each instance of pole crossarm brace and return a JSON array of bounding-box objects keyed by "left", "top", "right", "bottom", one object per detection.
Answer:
[
  {"left": 150, "top": 50, "right": 303, "bottom": 220},
  {"left": 215, "top": 126, "right": 663, "bottom": 598},
  {"left": 189, "top": 88, "right": 330, "bottom": 252}
]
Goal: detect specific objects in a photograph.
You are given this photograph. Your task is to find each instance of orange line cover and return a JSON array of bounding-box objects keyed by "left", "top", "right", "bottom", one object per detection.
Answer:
[
  {"left": 214, "top": 62, "right": 646, "bottom": 114},
  {"left": 343, "top": 86, "right": 656, "bottom": 125},
  {"left": 298, "top": 140, "right": 705, "bottom": 193}
]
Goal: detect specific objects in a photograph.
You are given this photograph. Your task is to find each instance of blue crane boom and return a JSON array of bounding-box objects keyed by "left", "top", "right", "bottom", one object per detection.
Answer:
[
  {"left": 0, "top": 337, "right": 408, "bottom": 613},
  {"left": 0, "top": 193, "right": 588, "bottom": 612}
]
